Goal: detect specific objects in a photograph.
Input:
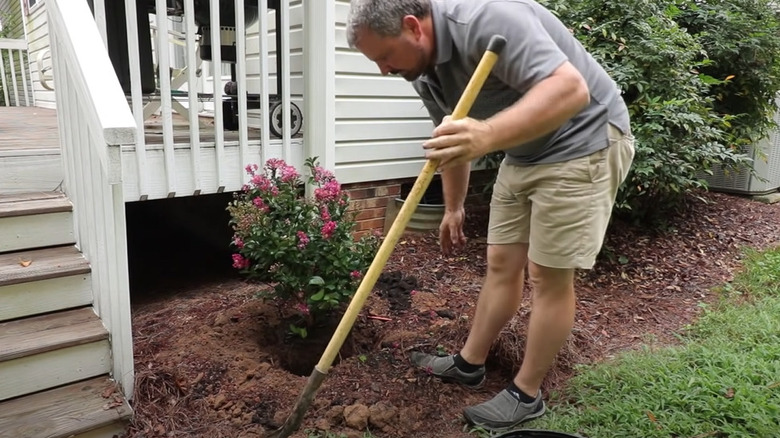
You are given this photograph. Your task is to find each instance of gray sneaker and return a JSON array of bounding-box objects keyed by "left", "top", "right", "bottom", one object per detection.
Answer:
[
  {"left": 463, "top": 389, "right": 546, "bottom": 431},
  {"left": 410, "top": 352, "right": 486, "bottom": 388}
]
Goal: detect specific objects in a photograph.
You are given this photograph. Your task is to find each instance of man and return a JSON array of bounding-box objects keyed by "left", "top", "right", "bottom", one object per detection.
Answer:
[{"left": 346, "top": 0, "right": 635, "bottom": 431}]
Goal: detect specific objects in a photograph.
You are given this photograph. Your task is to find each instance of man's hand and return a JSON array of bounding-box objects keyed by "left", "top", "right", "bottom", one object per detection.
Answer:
[
  {"left": 439, "top": 207, "right": 467, "bottom": 256},
  {"left": 423, "top": 116, "right": 493, "bottom": 171}
]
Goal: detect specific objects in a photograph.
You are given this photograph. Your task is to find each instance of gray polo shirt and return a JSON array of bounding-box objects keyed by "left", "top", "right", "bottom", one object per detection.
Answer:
[{"left": 411, "top": 0, "right": 630, "bottom": 165}]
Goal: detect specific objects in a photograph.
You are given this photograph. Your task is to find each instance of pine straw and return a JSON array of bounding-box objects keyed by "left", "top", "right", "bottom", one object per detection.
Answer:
[
  {"left": 125, "top": 366, "right": 209, "bottom": 438},
  {"left": 126, "top": 307, "right": 226, "bottom": 438}
]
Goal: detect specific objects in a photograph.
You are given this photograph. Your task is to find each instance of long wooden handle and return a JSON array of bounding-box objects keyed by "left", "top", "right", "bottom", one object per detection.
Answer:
[{"left": 315, "top": 35, "right": 507, "bottom": 373}]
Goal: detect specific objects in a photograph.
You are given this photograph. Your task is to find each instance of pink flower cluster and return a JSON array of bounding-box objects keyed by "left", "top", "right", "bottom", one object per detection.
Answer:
[
  {"left": 312, "top": 166, "right": 335, "bottom": 183},
  {"left": 250, "top": 174, "right": 278, "bottom": 195},
  {"left": 295, "top": 302, "right": 310, "bottom": 315},
  {"left": 253, "top": 197, "right": 270, "bottom": 212},
  {"left": 315, "top": 180, "right": 342, "bottom": 202},
  {"left": 321, "top": 220, "right": 337, "bottom": 239},
  {"left": 265, "top": 158, "right": 285, "bottom": 170},
  {"left": 233, "top": 237, "right": 245, "bottom": 249},
  {"left": 264, "top": 158, "right": 299, "bottom": 183},
  {"left": 297, "top": 231, "right": 310, "bottom": 249},
  {"left": 320, "top": 206, "right": 331, "bottom": 222},
  {"left": 279, "top": 164, "right": 299, "bottom": 182},
  {"left": 232, "top": 254, "right": 250, "bottom": 269},
  {"left": 246, "top": 160, "right": 299, "bottom": 193},
  {"left": 350, "top": 270, "right": 362, "bottom": 279}
]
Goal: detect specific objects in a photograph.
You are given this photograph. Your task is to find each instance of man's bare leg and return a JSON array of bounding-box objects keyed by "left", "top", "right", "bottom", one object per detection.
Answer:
[
  {"left": 459, "top": 242, "right": 529, "bottom": 365},
  {"left": 514, "top": 261, "right": 576, "bottom": 397}
]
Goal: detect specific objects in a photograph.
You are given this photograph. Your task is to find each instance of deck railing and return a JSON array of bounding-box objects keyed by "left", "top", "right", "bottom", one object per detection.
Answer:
[
  {"left": 0, "top": 38, "right": 32, "bottom": 107},
  {"left": 47, "top": 0, "right": 137, "bottom": 398},
  {"left": 113, "top": 0, "right": 299, "bottom": 199}
]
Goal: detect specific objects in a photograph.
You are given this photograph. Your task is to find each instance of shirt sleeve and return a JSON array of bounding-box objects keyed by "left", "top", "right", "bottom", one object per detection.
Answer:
[{"left": 465, "top": 1, "right": 569, "bottom": 93}]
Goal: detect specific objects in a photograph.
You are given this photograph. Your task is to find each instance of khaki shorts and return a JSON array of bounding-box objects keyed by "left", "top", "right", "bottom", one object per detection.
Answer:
[{"left": 487, "top": 123, "right": 635, "bottom": 269}]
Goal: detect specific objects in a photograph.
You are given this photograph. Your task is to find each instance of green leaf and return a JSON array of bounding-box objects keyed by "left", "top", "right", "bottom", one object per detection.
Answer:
[
  {"left": 289, "top": 324, "right": 308, "bottom": 339},
  {"left": 308, "top": 276, "right": 325, "bottom": 285},
  {"left": 311, "top": 290, "right": 325, "bottom": 301}
]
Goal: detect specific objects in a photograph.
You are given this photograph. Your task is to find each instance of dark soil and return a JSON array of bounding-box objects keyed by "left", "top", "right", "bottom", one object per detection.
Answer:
[
  {"left": 375, "top": 271, "right": 417, "bottom": 312},
  {"left": 124, "top": 190, "right": 780, "bottom": 438}
]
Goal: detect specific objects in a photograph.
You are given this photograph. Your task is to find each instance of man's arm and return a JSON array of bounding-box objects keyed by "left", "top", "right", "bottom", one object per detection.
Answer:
[
  {"left": 424, "top": 62, "right": 588, "bottom": 167},
  {"left": 483, "top": 61, "right": 589, "bottom": 153},
  {"left": 411, "top": 79, "right": 470, "bottom": 209},
  {"left": 441, "top": 161, "right": 470, "bottom": 211},
  {"left": 437, "top": 160, "right": 470, "bottom": 254},
  {"left": 410, "top": 80, "right": 471, "bottom": 253}
]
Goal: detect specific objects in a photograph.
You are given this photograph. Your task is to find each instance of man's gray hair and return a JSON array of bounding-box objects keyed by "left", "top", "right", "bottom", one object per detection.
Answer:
[{"left": 346, "top": 0, "right": 432, "bottom": 48}]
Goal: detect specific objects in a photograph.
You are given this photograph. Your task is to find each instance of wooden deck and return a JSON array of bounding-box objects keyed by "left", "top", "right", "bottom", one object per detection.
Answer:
[
  {"left": 0, "top": 107, "right": 60, "bottom": 154},
  {"left": 0, "top": 106, "right": 304, "bottom": 199},
  {"left": 0, "top": 108, "right": 63, "bottom": 194},
  {"left": 144, "top": 113, "right": 269, "bottom": 145},
  {"left": 0, "top": 107, "right": 279, "bottom": 151}
]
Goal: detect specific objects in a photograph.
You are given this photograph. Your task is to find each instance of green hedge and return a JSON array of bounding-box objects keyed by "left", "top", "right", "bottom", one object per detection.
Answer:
[
  {"left": 528, "top": 0, "right": 780, "bottom": 224},
  {"left": 673, "top": 0, "right": 780, "bottom": 150}
]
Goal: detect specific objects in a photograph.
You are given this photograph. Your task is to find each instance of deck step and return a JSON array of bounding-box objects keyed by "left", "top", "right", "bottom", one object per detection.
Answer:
[
  {"left": 0, "top": 246, "right": 92, "bottom": 321},
  {"left": 0, "top": 308, "right": 111, "bottom": 401},
  {"left": 0, "top": 150, "right": 64, "bottom": 195},
  {"left": 0, "top": 376, "right": 132, "bottom": 438},
  {"left": 0, "top": 307, "right": 107, "bottom": 361},
  {"left": 0, "top": 191, "right": 74, "bottom": 253}
]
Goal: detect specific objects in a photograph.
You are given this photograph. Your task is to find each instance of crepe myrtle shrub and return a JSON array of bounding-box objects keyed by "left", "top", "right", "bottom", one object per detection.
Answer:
[
  {"left": 227, "top": 157, "right": 380, "bottom": 338},
  {"left": 540, "top": 0, "right": 751, "bottom": 224}
]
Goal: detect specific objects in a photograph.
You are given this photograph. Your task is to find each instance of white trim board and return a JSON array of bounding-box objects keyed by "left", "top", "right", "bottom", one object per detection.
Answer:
[{"left": 120, "top": 138, "right": 305, "bottom": 201}]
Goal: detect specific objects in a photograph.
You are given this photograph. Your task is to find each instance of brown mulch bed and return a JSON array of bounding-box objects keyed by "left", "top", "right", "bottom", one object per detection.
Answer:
[{"left": 124, "top": 190, "right": 780, "bottom": 438}]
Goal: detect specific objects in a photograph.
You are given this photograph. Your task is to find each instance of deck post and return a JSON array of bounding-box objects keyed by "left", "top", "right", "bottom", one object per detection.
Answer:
[{"left": 303, "top": 0, "right": 336, "bottom": 175}]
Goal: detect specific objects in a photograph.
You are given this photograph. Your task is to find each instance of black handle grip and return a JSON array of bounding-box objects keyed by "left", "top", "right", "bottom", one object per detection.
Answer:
[{"left": 487, "top": 34, "right": 507, "bottom": 55}]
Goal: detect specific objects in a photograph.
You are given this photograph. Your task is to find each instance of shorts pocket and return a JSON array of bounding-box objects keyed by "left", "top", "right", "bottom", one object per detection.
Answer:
[{"left": 588, "top": 148, "right": 609, "bottom": 183}]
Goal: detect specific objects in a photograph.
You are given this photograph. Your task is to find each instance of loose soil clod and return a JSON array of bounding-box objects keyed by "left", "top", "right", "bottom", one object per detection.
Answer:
[{"left": 375, "top": 271, "right": 418, "bottom": 312}]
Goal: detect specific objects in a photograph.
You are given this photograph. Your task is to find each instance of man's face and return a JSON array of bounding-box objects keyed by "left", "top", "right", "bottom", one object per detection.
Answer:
[{"left": 354, "top": 19, "right": 431, "bottom": 81}]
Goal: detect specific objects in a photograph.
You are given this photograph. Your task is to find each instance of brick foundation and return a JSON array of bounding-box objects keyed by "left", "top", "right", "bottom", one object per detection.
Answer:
[
  {"left": 343, "top": 168, "right": 498, "bottom": 238},
  {"left": 343, "top": 179, "right": 402, "bottom": 239}
]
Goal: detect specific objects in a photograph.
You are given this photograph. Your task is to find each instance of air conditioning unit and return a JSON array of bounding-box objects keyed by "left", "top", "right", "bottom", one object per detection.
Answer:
[{"left": 702, "top": 95, "right": 780, "bottom": 195}]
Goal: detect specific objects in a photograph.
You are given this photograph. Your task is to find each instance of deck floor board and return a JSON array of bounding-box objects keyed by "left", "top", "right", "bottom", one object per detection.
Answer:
[
  {"left": 0, "top": 107, "right": 60, "bottom": 153},
  {"left": 143, "top": 113, "right": 272, "bottom": 145},
  {"left": 0, "top": 107, "right": 292, "bottom": 150}
]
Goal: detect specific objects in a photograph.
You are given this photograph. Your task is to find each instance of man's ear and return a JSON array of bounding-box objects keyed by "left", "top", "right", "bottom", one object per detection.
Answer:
[{"left": 402, "top": 15, "right": 422, "bottom": 39}]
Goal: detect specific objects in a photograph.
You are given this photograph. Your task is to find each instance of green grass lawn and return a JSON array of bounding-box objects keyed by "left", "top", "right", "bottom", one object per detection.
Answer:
[{"left": 526, "top": 246, "right": 780, "bottom": 438}]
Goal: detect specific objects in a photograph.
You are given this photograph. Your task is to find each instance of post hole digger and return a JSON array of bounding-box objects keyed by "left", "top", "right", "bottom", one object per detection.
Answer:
[{"left": 265, "top": 34, "right": 507, "bottom": 438}]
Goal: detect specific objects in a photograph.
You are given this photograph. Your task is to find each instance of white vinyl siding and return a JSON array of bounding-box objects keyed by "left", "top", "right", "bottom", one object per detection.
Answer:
[
  {"left": 332, "top": 0, "right": 434, "bottom": 184},
  {"left": 23, "top": 2, "right": 53, "bottom": 108}
]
